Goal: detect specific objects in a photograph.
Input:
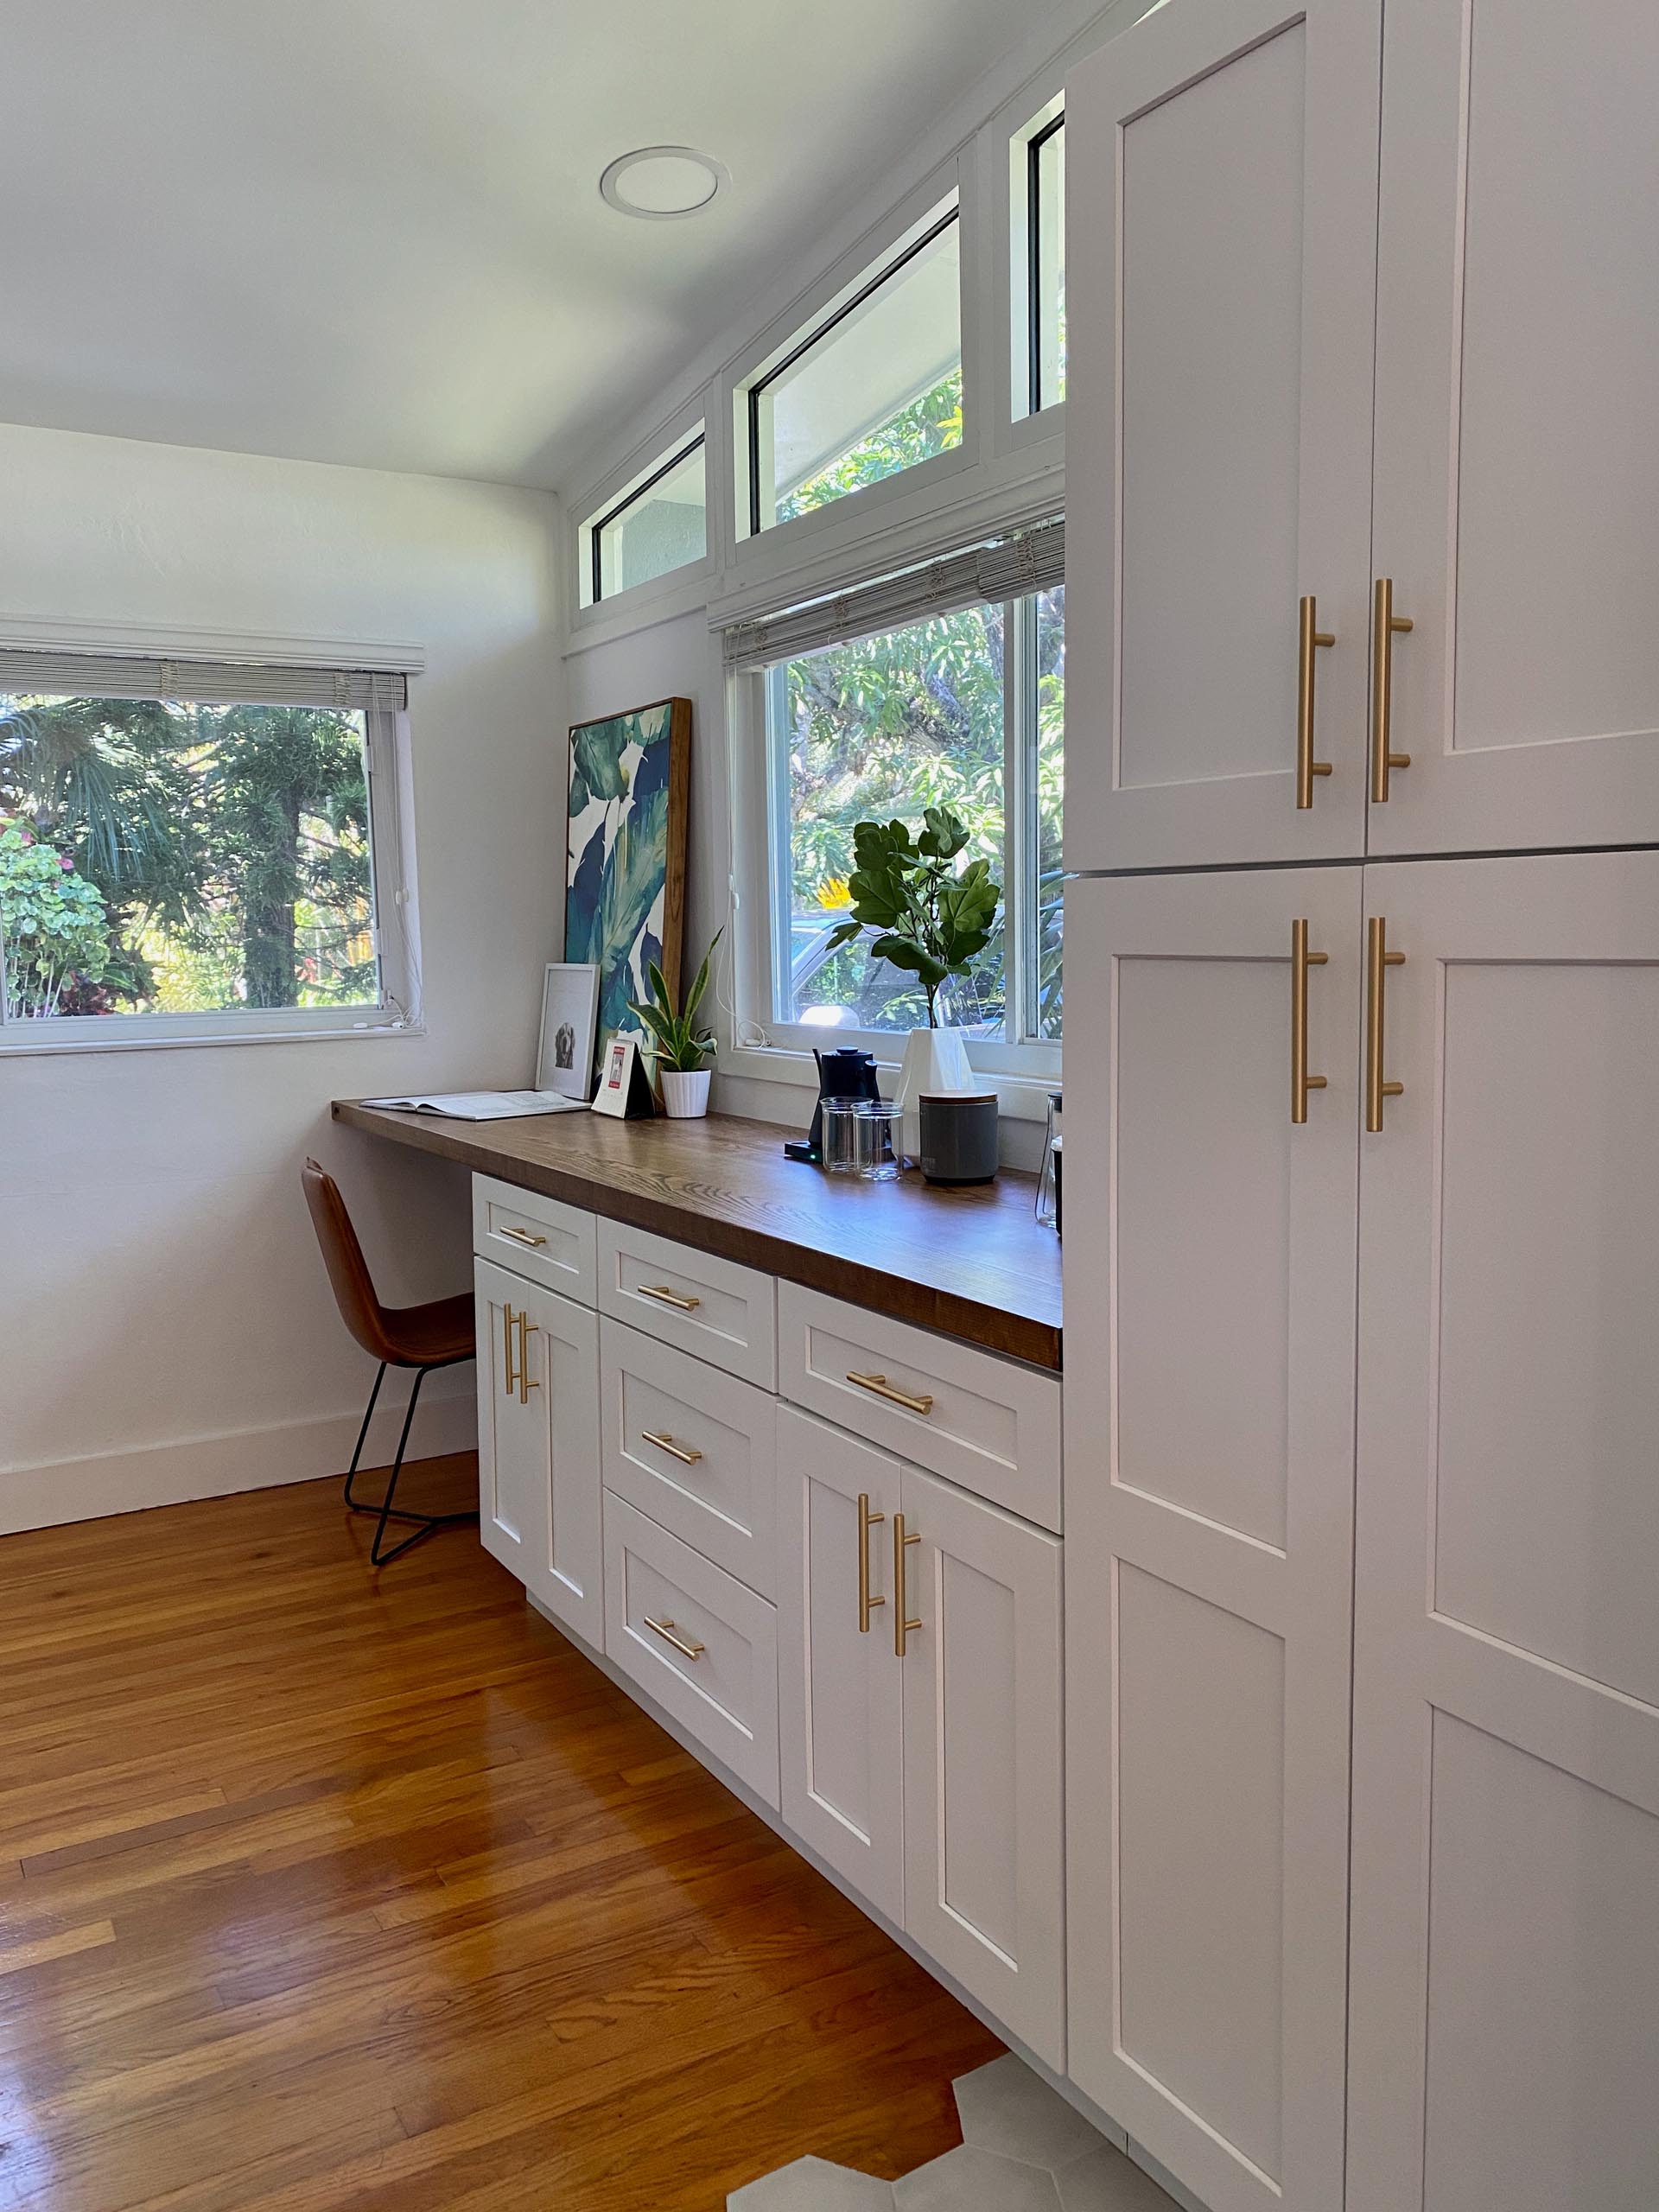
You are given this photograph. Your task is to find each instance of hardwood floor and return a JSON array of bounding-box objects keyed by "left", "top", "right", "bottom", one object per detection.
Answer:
[{"left": 0, "top": 1459, "right": 1000, "bottom": 2211}]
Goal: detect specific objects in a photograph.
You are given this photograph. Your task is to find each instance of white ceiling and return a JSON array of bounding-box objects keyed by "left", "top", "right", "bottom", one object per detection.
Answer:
[{"left": 0, "top": 0, "right": 1062, "bottom": 492}]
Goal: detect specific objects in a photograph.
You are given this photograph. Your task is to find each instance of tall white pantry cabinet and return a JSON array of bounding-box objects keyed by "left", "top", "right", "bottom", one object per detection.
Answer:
[{"left": 1063, "top": 4, "right": 1659, "bottom": 2212}]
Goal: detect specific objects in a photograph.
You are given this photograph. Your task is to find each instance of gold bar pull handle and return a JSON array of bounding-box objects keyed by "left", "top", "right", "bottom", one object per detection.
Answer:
[
  {"left": 502, "top": 1303, "right": 518, "bottom": 1401},
  {"left": 893, "top": 1512, "right": 922, "bottom": 1659},
  {"left": 1370, "top": 578, "right": 1414, "bottom": 804},
  {"left": 1291, "top": 918, "right": 1329, "bottom": 1125},
  {"left": 638, "top": 1283, "right": 702, "bottom": 1313},
  {"left": 847, "top": 1371, "right": 934, "bottom": 1417},
  {"left": 644, "top": 1615, "right": 705, "bottom": 1662},
  {"left": 498, "top": 1224, "right": 548, "bottom": 1249},
  {"left": 1296, "top": 596, "right": 1336, "bottom": 809},
  {"left": 1365, "top": 916, "right": 1406, "bottom": 1133},
  {"left": 517, "top": 1312, "right": 540, "bottom": 1404},
  {"left": 641, "top": 1429, "right": 702, "bottom": 1466},
  {"left": 857, "top": 1491, "right": 886, "bottom": 1633}
]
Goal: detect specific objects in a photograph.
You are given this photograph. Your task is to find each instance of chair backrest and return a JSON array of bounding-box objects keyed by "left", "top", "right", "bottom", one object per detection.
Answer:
[{"left": 302, "top": 1158, "right": 398, "bottom": 1365}]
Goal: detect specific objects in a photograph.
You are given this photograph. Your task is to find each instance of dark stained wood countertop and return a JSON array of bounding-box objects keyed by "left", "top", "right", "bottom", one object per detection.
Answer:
[{"left": 332, "top": 1102, "right": 1063, "bottom": 1370}]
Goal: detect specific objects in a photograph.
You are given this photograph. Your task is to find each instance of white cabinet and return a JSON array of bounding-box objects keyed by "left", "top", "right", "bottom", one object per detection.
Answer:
[
  {"left": 1064, "top": 870, "right": 1363, "bottom": 2212},
  {"left": 474, "top": 1255, "right": 601, "bottom": 1647},
  {"left": 776, "top": 1407, "right": 905, "bottom": 1925},
  {"left": 1065, "top": 0, "right": 1382, "bottom": 871},
  {"left": 776, "top": 1407, "right": 1066, "bottom": 2069},
  {"left": 1346, "top": 851, "right": 1659, "bottom": 2212},
  {"left": 1068, "top": 0, "right": 1659, "bottom": 874},
  {"left": 1368, "top": 0, "right": 1659, "bottom": 857}
]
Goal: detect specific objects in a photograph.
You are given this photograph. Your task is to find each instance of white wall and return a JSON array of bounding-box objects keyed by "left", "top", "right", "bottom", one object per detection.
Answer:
[{"left": 0, "top": 422, "right": 563, "bottom": 1532}]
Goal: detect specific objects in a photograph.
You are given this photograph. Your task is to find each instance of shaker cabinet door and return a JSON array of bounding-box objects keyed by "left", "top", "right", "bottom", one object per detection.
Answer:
[
  {"left": 1063, "top": 868, "right": 1363, "bottom": 2212},
  {"left": 1368, "top": 0, "right": 1659, "bottom": 855},
  {"left": 1065, "top": 0, "right": 1382, "bottom": 870},
  {"left": 1348, "top": 851, "right": 1659, "bottom": 2212}
]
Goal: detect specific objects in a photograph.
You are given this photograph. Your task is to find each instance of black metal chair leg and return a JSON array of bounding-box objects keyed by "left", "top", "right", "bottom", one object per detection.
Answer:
[
  {"left": 364, "top": 1363, "right": 479, "bottom": 1568},
  {"left": 342, "top": 1363, "right": 387, "bottom": 1513}
]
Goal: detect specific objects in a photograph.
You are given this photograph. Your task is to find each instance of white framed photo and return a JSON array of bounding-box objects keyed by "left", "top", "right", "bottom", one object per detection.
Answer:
[{"left": 535, "top": 963, "right": 600, "bottom": 1099}]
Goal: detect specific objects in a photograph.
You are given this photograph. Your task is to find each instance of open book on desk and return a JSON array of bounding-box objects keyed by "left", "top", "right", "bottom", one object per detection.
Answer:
[{"left": 358, "top": 1091, "right": 589, "bottom": 1122}]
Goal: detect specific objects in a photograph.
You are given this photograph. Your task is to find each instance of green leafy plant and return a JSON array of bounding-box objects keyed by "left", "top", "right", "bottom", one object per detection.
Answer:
[
  {"left": 824, "top": 807, "right": 1000, "bottom": 1028},
  {"left": 627, "top": 929, "right": 721, "bottom": 1074},
  {"left": 0, "top": 817, "right": 112, "bottom": 1019}
]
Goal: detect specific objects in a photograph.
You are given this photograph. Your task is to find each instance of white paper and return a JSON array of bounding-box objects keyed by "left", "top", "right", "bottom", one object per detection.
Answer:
[{"left": 358, "top": 1090, "right": 588, "bottom": 1121}]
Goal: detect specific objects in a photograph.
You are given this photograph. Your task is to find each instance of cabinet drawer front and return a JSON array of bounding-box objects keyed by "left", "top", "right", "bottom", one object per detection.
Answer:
[
  {"left": 597, "top": 1220, "right": 776, "bottom": 1388},
  {"left": 602, "top": 1494, "right": 779, "bottom": 1806},
  {"left": 472, "top": 1174, "right": 596, "bottom": 1303},
  {"left": 600, "top": 1319, "right": 778, "bottom": 1597},
  {"left": 778, "top": 1284, "right": 1061, "bottom": 1533}
]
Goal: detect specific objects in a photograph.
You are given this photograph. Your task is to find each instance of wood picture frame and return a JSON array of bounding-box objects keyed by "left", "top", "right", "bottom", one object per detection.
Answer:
[{"left": 563, "top": 695, "right": 691, "bottom": 1087}]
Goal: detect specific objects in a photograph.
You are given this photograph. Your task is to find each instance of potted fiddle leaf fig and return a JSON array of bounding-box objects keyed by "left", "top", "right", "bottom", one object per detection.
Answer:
[
  {"left": 627, "top": 929, "right": 721, "bottom": 1118},
  {"left": 824, "top": 809, "right": 1000, "bottom": 1164}
]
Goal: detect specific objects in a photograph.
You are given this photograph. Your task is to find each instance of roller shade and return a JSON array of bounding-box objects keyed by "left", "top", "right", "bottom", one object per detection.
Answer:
[
  {"left": 719, "top": 518, "right": 1064, "bottom": 671},
  {"left": 0, "top": 649, "right": 408, "bottom": 712}
]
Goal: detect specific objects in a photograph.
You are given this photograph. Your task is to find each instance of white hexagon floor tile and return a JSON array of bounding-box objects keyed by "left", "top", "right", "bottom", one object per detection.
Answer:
[
  {"left": 727, "top": 2057, "right": 1180, "bottom": 2212},
  {"left": 728, "top": 2153, "right": 895, "bottom": 2209}
]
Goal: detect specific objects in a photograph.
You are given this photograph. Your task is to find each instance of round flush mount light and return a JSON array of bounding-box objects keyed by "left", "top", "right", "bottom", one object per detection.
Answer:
[{"left": 600, "top": 145, "right": 729, "bottom": 219}]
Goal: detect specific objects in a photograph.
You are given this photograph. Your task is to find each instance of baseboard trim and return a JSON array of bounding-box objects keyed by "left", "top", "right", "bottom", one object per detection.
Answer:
[{"left": 0, "top": 1376, "right": 478, "bottom": 1537}]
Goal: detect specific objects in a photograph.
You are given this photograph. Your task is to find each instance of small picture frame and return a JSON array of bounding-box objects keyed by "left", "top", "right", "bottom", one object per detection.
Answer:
[
  {"left": 589, "top": 1032, "right": 656, "bottom": 1120},
  {"left": 535, "top": 963, "right": 600, "bottom": 1099}
]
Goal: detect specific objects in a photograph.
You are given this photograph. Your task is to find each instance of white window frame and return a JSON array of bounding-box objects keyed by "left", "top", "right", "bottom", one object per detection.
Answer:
[
  {"left": 577, "top": 419, "right": 709, "bottom": 613},
  {"left": 724, "top": 589, "right": 1062, "bottom": 1107},
  {"left": 0, "top": 671, "right": 422, "bottom": 1056},
  {"left": 731, "top": 168, "right": 977, "bottom": 559}
]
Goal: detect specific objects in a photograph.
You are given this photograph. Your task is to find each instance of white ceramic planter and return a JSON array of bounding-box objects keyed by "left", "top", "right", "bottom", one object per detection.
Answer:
[
  {"left": 659, "top": 1068, "right": 712, "bottom": 1119},
  {"left": 891, "top": 1027, "right": 974, "bottom": 1165}
]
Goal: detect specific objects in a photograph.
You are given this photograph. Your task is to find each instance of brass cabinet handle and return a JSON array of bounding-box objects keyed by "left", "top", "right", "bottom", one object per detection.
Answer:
[
  {"left": 498, "top": 1224, "right": 547, "bottom": 1249},
  {"left": 502, "top": 1302, "right": 518, "bottom": 1401},
  {"left": 1291, "top": 918, "right": 1329, "bottom": 1125},
  {"left": 893, "top": 1511, "right": 922, "bottom": 1658},
  {"left": 517, "top": 1311, "right": 540, "bottom": 1403},
  {"left": 1365, "top": 916, "right": 1406, "bottom": 1133},
  {"left": 641, "top": 1429, "right": 702, "bottom": 1466},
  {"left": 638, "top": 1283, "right": 702, "bottom": 1313},
  {"left": 1296, "top": 596, "right": 1336, "bottom": 809},
  {"left": 645, "top": 1615, "right": 705, "bottom": 1662},
  {"left": 1370, "top": 577, "right": 1414, "bottom": 803},
  {"left": 857, "top": 1491, "right": 887, "bottom": 1634},
  {"left": 847, "top": 1371, "right": 934, "bottom": 1417}
]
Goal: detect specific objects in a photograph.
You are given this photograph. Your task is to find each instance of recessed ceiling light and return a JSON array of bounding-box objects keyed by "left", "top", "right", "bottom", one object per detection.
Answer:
[{"left": 600, "top": 145, "right": 729, "bottom": 220}]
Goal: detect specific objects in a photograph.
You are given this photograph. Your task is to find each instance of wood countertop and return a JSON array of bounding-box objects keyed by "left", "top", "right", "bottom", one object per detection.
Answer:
[{"left": 332, "top": 1101, "right": 1063, "bottom": 1370}]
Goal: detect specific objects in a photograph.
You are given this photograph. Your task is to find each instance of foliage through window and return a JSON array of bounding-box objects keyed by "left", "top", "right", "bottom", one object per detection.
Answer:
[
  {"left": 766, "top": 587, "right": 1063, "bottom": 1045},
  {"left": 0, "top": 671, "right": 407, "bottom": 1034},
  {"left": 747, "top": 204, "right": 963, "bottom": 535}
]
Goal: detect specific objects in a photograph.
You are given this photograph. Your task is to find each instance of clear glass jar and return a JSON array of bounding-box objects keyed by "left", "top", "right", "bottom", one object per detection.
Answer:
[
  {"left": 823, "top": 1099, "right": 899, "bottom": 1179},
  {"left": 1036, "top": 1089, "right": 1063, "bottom": 1227}
]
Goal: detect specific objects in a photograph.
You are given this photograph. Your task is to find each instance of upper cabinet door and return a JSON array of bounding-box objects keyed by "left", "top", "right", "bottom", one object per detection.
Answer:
[
  {"left": 1066, "top": 0, "right": 1382, "bottom": 871},
  {"left": 1064, "top": 868, "right": 1363, "bottom": 2212},
  {"left": 1348, "top": 851, "right": 1659, "bottom": 2210},
  {"left": 1370, "top": 0, "right": 1659, "bottom": 855}
]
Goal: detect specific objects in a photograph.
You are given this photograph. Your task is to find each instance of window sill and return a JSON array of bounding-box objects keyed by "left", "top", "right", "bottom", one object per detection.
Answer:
[
  {"left": 721, "top": 1038, "right": 1059, "bottom": 1122},
  {"left": 0, "top": 1018, "right": 425, "bottom": 1059}
]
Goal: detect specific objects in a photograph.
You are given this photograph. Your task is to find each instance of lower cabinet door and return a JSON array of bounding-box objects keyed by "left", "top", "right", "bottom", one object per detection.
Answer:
[
  {"left": 776, "top": 1407, "right": 905, "bottom": 1926},
  {"left": 474, "top": 1256, "right": 601, "bottom": 1646},
  {"left": 898, "top": 1463, "right": 1065, "bottom": 2070}
]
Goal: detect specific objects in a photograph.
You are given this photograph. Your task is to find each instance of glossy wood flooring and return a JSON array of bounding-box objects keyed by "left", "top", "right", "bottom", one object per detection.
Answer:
[{"left": 0, "top": 1459, "right": 1001, "bottom": 2211}]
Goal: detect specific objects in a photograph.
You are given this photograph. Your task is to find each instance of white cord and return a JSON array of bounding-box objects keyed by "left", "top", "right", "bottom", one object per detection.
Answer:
[{"left": 719, "top": 878, "right": 772, "bottom": 1051}]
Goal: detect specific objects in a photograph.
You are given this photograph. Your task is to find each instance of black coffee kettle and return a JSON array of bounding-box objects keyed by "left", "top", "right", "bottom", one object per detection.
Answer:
[{"left": 784, "top": 1046, "right": 883, "bottom": 1165}]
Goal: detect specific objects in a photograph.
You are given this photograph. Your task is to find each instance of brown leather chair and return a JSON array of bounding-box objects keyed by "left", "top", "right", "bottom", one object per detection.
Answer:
[{"left": 302, "top": 1158, "right": 476, "bottom": 1567}]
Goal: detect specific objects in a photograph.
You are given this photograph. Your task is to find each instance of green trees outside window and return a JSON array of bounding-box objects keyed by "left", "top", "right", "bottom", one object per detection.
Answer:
[{"left": 0, "top": 694, "right": 378, "bottom": 1021}]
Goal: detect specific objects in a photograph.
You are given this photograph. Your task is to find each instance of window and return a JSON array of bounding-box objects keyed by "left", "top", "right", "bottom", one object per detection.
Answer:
[
  {"left": 1015, "top": 105, "right": 1065, "bottom": 415},
  {"left": 0, "top": 652, "right": 414, "bottom": 1042},
  {"left": 743, "top": 200, "right": 963, "bottom": 536},
  {"left": 761, "top": 582, "right": 1063, "bottom": 1049},
  {"left": 583, "top": 429, "right": 708, "bottom": 606}
]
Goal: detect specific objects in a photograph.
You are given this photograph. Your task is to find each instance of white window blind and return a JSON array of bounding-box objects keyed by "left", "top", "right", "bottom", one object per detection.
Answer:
[
  {"left": 718, "top": 519, "right": 1064, "bottom": 671},
  {"left": 0, "top": 649, "right": 408, "bottom": 712}
]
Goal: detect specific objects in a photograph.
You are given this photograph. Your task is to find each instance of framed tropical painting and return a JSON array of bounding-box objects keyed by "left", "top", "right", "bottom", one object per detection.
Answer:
[{"left": 563, "top": 696, "right": 691, "bottom": 1084}]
